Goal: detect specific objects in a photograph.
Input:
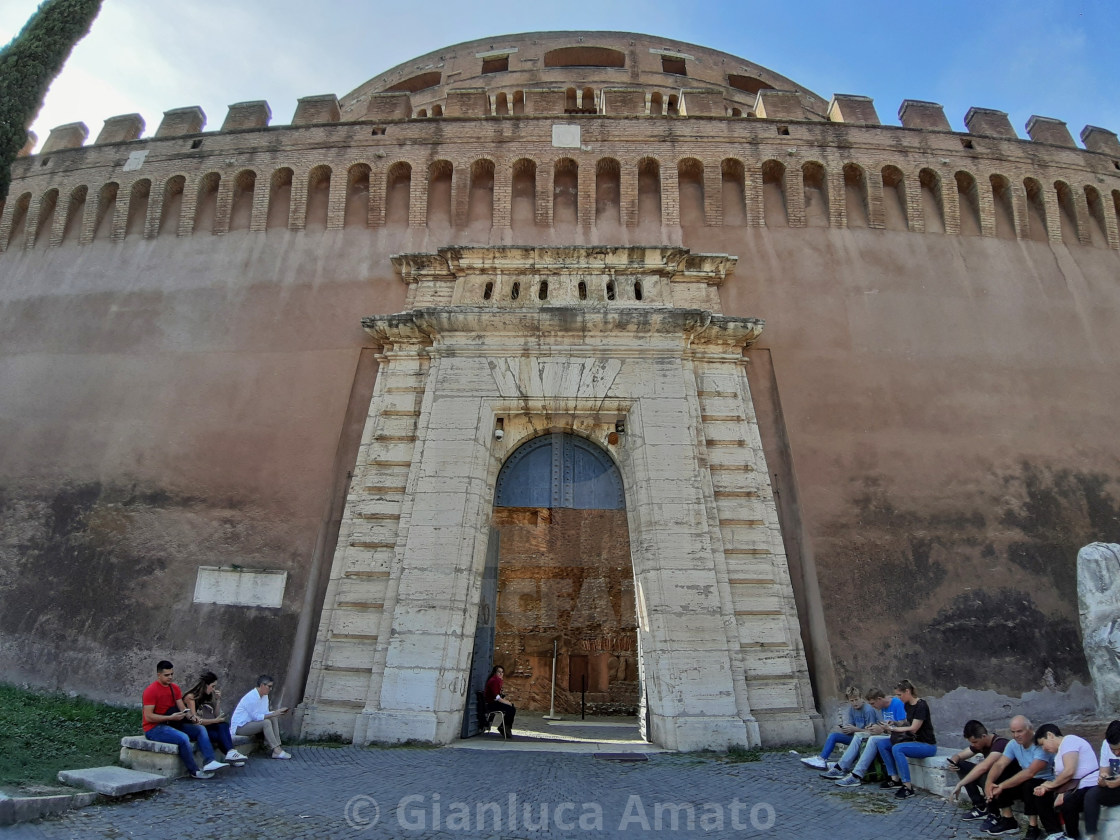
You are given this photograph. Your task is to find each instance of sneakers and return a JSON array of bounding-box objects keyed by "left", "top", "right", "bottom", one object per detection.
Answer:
[
  {"left": 201, "top": 760, "right": 228, "bottom": 772},
  {"left": 800, "top": 755, "right": 829, "bottom": 770},
  {"left": 189, "top": 769, "right": 214, "bottom": 779},
  {"left": 1042, "top": 833, "right": 1069, "bottom": 840},
  {"left": 879, "top": 778, "right": 901, "bottom": 789},
  {"left": 983, "top": 816, "right": 1020, "bottom": 836},
  {"left": 1023, "top": 828, "right": 1042, "bottom": 840},
  {"left": 835, "top": 773, "right": 862, "bottom": 787},
  {"left": 894, "top": 784, "right": 915, "bottom": 799},
  {"left": 963, "top": 806, "right": 990, "bottom": 821},
  {"left": 223, "top": 749, "right": 247, "bottom": 765},
  {"left": 271, "top": 749, "right": 292, "bottom": 760},
  {"left": 820, "top": 765, "right": 847, "bottom": 780}
]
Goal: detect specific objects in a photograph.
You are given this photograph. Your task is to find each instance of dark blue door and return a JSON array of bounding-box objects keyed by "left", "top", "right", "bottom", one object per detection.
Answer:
[{"left": 495, "top": 433, "right": 624, "bottom": 510}]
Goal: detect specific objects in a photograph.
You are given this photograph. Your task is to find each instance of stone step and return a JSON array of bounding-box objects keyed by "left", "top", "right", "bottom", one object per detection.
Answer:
[{"left": 57, "top": 766, "right": 171, "bottom": 796}]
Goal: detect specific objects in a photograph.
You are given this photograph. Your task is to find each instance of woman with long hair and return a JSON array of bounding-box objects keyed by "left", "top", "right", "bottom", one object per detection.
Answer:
[{"left": 183, "top": 671, "right": 249, "bottom": 765}]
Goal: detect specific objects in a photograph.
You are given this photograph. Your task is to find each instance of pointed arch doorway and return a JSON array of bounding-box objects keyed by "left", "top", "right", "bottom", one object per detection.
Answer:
[{"left": 463, "top": 432, "right": 641, "bottom": 738}]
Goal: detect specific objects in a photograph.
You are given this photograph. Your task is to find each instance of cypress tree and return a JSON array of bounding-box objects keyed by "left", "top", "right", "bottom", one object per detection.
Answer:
[{"left": 0, "top": 0, "right": 103, "bottom": 201}]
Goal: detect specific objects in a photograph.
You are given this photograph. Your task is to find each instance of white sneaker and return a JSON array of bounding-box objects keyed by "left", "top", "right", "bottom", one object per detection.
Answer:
[
  {"left": 189, "top": 770, "right": 214, "bottom": 779},
  {"left": 201, "top": 760, "right": 229, "bottom": 772},
  {"left": 224, "top": 750, "right": 247, "bottom": 762},
  {"left": 800, "top": 755, "right": 829, "bottom": 769},
  {"left": 271, "top": 750, "right": 291, "bottom": 760}
]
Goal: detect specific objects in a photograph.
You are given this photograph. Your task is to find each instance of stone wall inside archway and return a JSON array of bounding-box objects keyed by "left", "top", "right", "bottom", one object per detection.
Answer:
[{"left": 296, "top": 246, "right": 821, "bottom": 751}]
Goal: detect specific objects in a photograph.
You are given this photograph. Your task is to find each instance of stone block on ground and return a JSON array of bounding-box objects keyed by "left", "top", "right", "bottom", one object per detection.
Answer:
[
  {"left": 908, "top": 747, "right": 957, "bottom": 797},
  {"left": 119, "top": 734, "right": 258, "bottom": 778},
  {"left": 58, "top": 766, "right": 171, "bottom": 796}
]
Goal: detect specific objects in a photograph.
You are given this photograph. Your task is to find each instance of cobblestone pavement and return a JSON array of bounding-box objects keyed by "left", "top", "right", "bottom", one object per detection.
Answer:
[{"left": 1, "top": 747, "right": 988, "bottom": 840}]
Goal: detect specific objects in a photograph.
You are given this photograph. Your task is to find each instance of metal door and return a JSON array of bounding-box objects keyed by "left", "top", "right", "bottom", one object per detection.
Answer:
[
  {"left": 461, "top": 527, "right": 500, "bottom": 737},
  {"left": 495, "top": 433, "right": 624, "bottom": 510}
]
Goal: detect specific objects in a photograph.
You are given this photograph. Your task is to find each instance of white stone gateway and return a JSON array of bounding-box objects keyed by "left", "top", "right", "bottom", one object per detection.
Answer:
[
  {"left": 1078, "top": 542, "right": 1120, "bottom": 715},
  {"left": 296, "top": 246, "right": 819, "bottom": 751}
]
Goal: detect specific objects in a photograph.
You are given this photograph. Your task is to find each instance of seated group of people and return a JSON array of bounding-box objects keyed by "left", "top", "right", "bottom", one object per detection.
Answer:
[
  {"left": 800, "top": 679, "right": 936, "bottom": 801},
  {"left": 141, "top": 660, "right": 292, "bottom": 779},
  {"left": 801, "top": 681, "right": 1120, "bottom": 840}
]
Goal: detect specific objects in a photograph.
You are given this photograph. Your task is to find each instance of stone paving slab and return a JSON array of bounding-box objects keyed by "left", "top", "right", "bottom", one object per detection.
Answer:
[
  {"left": 56, "top": 767, "right": 170, "bottom": 797},
  {"left": 0, "top": 746, "right": 984, "bottom": 839}
]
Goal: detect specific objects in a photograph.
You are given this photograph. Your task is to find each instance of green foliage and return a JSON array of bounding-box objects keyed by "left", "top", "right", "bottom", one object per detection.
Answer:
[
  {"left": 0, "top": 0, "right": 103, "bottom": 200},
  {"left": 0, "top": 683, "right": 136, "bottom": 792}
]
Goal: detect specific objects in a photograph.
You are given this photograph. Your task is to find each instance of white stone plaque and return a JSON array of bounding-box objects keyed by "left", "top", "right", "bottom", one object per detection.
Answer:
[
  {"left": 552, "top": 124, "right": 581, "bottom": 148},
  {"left": 193, "top": 566, "right": 287, "bottom": 608},
  {"left": 122, "top": 150, "right": 148, "bottom": 172}
]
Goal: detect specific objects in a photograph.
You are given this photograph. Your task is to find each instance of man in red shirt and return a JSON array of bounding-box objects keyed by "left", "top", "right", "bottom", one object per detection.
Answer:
[{"left": 142, "top": 660, "right": 228, "bottom": 779}]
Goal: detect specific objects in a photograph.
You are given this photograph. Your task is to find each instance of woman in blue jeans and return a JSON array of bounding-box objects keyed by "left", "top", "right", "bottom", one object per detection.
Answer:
[{"left": 876, "top": 679, "right": 937, "bottom": 799}]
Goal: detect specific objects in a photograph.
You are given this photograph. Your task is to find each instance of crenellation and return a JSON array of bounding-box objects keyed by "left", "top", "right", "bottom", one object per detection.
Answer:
[
  {"left": 680, "top": 89, "right": 726, "bottom": 117},
  {"left": 95, "top": 113, "right": 145, "bottom": 145},
  {"left": 221, "top": 101, "right": 272, "bottom": 132},
  {"left": 898, "top": 100, "right": 950, "bottom": 131},
  {"left": 1081, "top": 125, "right": 1120, "bottom": 156},
  {"left": 754, "top": 90, "right": 803, "bottom": 121},
  {"left": 601, "top": 87, "right": 646, "bottom": 116},
  {"left": 361, "top": 93, "right": 412, "bottom": 122},
  {"left": 965, "top": 107, "right": 1017, "bottom": 139},
  {"left": 1026, "top": 115, "right": 1075, "bottom": 147},
  {"left": 41, "top": 122, "right": 89, "bottom": 153},
  {"left": 292, "top": 95, "right": 341, "bottom": 126},
  {"left": 155, "top": 107, "right": 206, "bottom": 138},
  {"left": 826, "top": 94, "right": 880, "bottom": 126}
]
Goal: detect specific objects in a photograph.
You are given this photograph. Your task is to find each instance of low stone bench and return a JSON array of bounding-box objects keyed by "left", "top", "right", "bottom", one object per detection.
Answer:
[
  {"left": 119, "top": 734, "right": 258, "bottom": 778},
  {"left": 1098, "top": 805, "right": 1120, "bottom": 840},
  {"left": 907, "top": 747, "right": 957, "bottom": 797}
]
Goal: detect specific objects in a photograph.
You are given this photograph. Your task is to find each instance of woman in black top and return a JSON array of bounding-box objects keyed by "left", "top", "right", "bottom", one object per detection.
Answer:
[{"left": 874, "top": 679, "right": 937, "bottom": 799}]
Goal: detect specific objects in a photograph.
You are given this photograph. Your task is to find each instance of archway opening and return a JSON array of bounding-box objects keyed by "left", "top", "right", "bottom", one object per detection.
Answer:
[{"left": 463, "top": 432, "right": 640, "bottom": 741}]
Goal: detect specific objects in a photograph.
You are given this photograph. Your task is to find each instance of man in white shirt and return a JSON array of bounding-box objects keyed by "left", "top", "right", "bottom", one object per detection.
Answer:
[{"left": 230, "top": 674, "right": 291, "bottom": 760}]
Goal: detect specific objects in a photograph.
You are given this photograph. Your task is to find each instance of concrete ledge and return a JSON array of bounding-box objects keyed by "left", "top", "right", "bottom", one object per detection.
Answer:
[
  {"left": 58, "top": 766, "right": 171, "bottom": 796},
  {"left": 1098, "top": 805, "right": 1120, "bottom": 840},
  {"left": 119, "top": 734, "right": 257, "bottom": 778},
  {"left": 0, "top": 790, "right": 99, "bottom": 826},
  {"left": 908, "top": 747, "right": 957, "bottom": 797}
]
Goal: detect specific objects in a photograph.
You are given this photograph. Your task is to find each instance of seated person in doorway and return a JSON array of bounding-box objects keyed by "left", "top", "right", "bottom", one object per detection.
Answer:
[
  {"left": 484, "top": 665, "right": 516, "bottom": 737},
  {"left": 142, "top": 659, "right": 228, "bottom": 780},
  {"left": 230, "top": 675, "right": 291, "bottom": 760},
  {"left": 831, "top": 688, "right": 905, "bottom": 785},
  {"left": 801, "top": 685, "right": 879, "bottom": 770},
  {"left": 183, "top": 670, "right": 248, "bottom": 766},
  {"left": 1032, "top": 723, "right": 1101, "bottom": 840},
  {"left": 983, "top": 715, "right": 1061, "bottom": 839},
  {"left": 945, "top": 719, "right": 1020, "bottom": 829},
  {"left": 1079, "top": 720, "right": 1120, "bottom": 840},
  {"left": 875, "top": 678, "right": 937, "bottom": 799}
]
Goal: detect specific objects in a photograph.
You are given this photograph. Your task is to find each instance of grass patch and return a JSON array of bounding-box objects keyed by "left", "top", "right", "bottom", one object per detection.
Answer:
[
  {"left": 721, "top": 745, "right": 763, "bottom": 763},
  {"left": 830, "top": 789, "right": 898, "bottom": 815},
  {"left": 0, "top": 683, "right": 138, "bottom": 794}
]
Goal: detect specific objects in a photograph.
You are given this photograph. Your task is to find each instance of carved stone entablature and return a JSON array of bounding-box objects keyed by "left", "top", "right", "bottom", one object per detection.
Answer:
[{"left": 392, "top": 246, "right": 737, "bottom": 313}]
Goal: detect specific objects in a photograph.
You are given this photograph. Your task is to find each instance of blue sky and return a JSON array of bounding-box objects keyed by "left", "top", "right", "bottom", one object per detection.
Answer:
[{"left": 2, "top": 0, "right": 1117, "bottom": 149}]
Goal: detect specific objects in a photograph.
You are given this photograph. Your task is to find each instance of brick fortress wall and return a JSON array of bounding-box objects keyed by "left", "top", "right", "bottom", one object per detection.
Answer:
[{"left": 1, "top": 31, "right": 1118, "bottom": 717}]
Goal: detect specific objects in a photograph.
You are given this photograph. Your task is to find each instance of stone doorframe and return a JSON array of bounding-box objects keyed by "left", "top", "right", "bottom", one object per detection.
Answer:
[{"left": 296, "top": 246, "right": 819, "bottom": 751}]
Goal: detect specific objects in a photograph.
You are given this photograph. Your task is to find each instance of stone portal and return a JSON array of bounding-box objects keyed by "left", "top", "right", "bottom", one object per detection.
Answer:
[
  {"left": 491, "top": 432, "right": 638, "bottom": 715},
  {"left": 296, "top": 246, "right": 820, "bottom": 750}
]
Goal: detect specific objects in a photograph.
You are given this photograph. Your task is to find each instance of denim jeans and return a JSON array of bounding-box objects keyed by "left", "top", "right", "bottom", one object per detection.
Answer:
[
  {"left": 837, "top": 732, "right": 885, "bottom": 776},
  {"left": 876, "top": 738, "right": 936, "bottom": 783},
  {"left": 206, "top": 721, "right": 234, "bottom": 753},
  {"left": 146, "top": 723, "right": 216, "bottom": 773},
  {"left": 820, "top": 732, "right": 854, "bottom": 760}
]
